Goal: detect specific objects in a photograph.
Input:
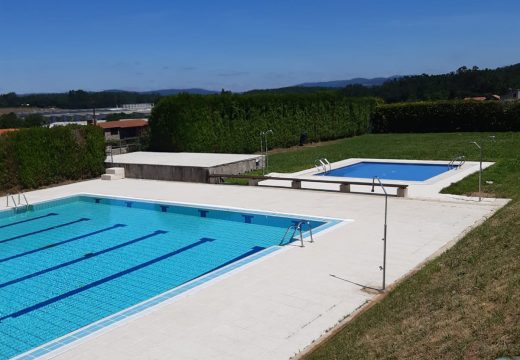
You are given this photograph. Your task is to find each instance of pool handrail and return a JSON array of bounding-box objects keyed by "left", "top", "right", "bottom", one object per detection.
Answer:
[{"left": 448, "top": 155, "right": 466, "bottom": 169}]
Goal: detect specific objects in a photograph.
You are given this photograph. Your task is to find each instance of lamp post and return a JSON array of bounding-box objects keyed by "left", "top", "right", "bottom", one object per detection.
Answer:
[
  {"left": 260, "top": 130, "right": 273, "bottom": 175},
  {"left": 259, "top": 132, "right": 264, "bottom": 174},
  {"left": 469, "top": 141, "right": 482, "bottom": 202}
]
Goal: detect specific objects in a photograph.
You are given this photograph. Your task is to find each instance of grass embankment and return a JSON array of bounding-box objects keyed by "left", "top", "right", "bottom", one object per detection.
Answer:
[{"left": 247, "top": 133, "right": 519, "bottom": 359}]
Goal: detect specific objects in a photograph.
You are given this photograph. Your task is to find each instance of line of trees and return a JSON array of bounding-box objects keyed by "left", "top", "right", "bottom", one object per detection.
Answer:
[
  {"left": 0, "top": 126, "right": 105, "bottom": 191},
  {"left": 342, "top": 64, "right": 520, "bottom": 102},
  {"left": 371, "top": 100, "right": 520, "bottom": 133},
  {"left": 0, "top": 113, "right": 45, "bottom": 129},
  {"left": 149, "top": 93, "right": 379, "bottom": 153},
  {"left": 0, "top": 90, "right": 160, "bottom": 109}
]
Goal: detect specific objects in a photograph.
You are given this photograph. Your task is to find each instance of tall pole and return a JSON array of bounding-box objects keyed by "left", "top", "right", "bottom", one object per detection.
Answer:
[
  {"left": 382, "top": 188, "right": 388, "bottom": 290},
  {"left": 265, "top": 134, "right": 269, "bottom": 172},
  {"left": 262, "top": 130, "right": 273, "bottom": 174},
  {"left": 479, "top": 145, "right": 482, "bottom": 201},
  {"left": 260, "top": 132, "right": 265, "bottom": 175},
  {"left": 470, "top": 141, "right": 482, "bottom": 202},
  {"left": 372, "top": 176, "right": 388, "bottom": 291}
]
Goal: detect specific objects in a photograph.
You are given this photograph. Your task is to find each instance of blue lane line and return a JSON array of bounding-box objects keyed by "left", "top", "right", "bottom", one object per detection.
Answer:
[
  {"left": 0, "top": 213, "right": 58, "bottom": 229},
  {"left": 1, "top": 236, "right": 214, "bottom": 321},
  {"left": 0, "top": 230, "right": 167, "bottom": 290},
  {"left": 200, "top": 246, "right": 265, "bottom": 277},
  {"left": 0, "top": 218, "right": 90, "bottom": 244},
  {"left": 12, "top": 246, "right": 280, "bottom": 360},
  {"left": 0, "top": 224, "right": 127, "bottom": 264}
]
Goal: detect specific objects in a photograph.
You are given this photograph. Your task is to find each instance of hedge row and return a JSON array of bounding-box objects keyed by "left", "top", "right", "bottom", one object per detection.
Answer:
[
  {"left": 149, "top": 93, "right": 379, "bottom": 153},
  {"left": 0, "top": 125, "right": 105, "bottom": 191},
  {"left": 371, "top": 100, "right": 520, "bottom": 133}
]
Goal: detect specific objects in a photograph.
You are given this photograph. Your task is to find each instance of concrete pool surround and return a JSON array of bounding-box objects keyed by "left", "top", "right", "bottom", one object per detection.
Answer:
[{"left": 0, "top": 173, "right": 507, "bottom": 359}]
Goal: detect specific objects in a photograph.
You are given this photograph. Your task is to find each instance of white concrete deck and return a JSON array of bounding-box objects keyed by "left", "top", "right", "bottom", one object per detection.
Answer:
[
  {"left": 108, "top": 151, "right": 262, "bottom": 167},
  {"left": 2, "top": 179, "right": 508, "bottom": 360}
]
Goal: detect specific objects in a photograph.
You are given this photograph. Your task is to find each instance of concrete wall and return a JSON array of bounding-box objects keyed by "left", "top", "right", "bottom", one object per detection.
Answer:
[
  {"left": 207, "top": 157, "right": 262, "bottom": 183},
  {"left": 108, "top": 156, "right": 262, "bottom": 183}
]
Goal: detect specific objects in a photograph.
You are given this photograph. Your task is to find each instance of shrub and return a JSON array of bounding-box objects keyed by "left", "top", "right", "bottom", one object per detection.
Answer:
[
  {"left": 371, "top": 100, "right": 520, "bottom": 133},
  {"left": 149, "top": 93, "right": 379, "bottom": 153},
  {"left": 0, "top": 125, "right": 105, "bottom": 192}
]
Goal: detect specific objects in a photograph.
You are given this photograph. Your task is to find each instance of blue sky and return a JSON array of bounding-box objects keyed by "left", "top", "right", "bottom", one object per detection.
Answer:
[{"left": 1, "top": 0, "right": 519, "bottom": 93}]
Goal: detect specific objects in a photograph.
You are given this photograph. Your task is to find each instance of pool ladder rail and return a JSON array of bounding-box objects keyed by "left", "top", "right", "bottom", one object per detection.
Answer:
[
  {"left": 315, "top": 158, "right": 331, "bottom": 174},
  {"left": 5, "top": 192, "right": 30, "bottom": 212},
  {"left": 280, "top": 221, "right": 314, "bottom": 247},
  {"left": 448, "top": 155, "right": 466, "bottom": 169}
]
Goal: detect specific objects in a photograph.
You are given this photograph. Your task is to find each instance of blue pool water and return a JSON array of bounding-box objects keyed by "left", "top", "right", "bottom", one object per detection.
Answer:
[
  {"left": 317, "top": 161, "right": 452, "bottom": 181},
  {"left": 0, "top": 196, "right": 336, "bottom": 359}
]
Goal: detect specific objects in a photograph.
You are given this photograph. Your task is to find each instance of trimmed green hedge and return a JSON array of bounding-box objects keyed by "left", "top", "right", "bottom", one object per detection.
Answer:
[
  {"left": 371, "top": 100, "right": 520, "bottom": 133},
  {"left": 149, "top": 93, "right": 379, "bottom": 153},
  {"left": 0, "top": 125, "right": 105, "bottom": 191}
]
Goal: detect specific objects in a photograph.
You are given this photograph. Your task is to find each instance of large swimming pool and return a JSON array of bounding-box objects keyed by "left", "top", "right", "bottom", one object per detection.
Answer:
[
  {"left": 317, "top": 161, "right": 452, "bottom": 181},
  {"left": 0, "top": 195, "right": 339, "bottom": 359}
]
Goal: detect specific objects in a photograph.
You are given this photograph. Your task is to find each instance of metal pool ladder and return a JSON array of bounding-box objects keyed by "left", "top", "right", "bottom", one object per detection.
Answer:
[
  {"left": 280, "top": 221, "right": 314, "bottom": 247},
  {"left": 314, "top": 158, "right": 331, "bottom": 173},
  {"left": 6, "top": 192, "right": 30, "bottom": 211},
  {"left": 448, "top": 155, "right": 466, "bottom": 169}
]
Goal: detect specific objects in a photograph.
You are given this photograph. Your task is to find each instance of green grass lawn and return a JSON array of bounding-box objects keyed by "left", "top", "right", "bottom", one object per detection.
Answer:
[{"left": 246, "top": 132, "right": 520, "bottom": 359}]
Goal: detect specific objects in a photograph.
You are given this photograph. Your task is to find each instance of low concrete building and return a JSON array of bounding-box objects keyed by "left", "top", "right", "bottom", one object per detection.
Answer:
[
  {"left": 98, "top": 119, "right": 148, "bottom": 140},
  {"left": 106, "top": 151, "right": 264, "bottom": 183}
]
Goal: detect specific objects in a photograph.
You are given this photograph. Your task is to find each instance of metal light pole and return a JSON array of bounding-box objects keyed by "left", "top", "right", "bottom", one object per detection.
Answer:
[
  {"left": 372, "top": 176, "right": 388, "bottom": 291},
  {"left": 470, "top": 141, "right": 482, "bottom": 202},
  {"left": 259, "top": 132, "right": 265, "bottom": 175},
  {"left": 260, "top": 130, "right": 273, "bottom": 174},
  {"left": 265, "top": 129, "right": 273, "bottom": 171}
]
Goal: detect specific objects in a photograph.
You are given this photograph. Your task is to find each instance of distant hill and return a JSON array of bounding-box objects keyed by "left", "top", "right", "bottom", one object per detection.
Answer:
[
  {"left": 4, "top": 63, "right": 520, "bottom": 107},
  {"left": 104, "top": 88, "right": 218, "bottom": 95},
  {"left": 296, "top": 76, "right": 401, "bottom": 88},
  {"left": 245, "top": 76, "right": 401, "bottom": 95},
  {"left": 342, "top": 63, "right": 520, "bottom": 102},
  {"left": 244, "top": 86, "right": 338, "bottom": 95},
  {"left": 140, "top": 88, "right": 218, "bottom": 95}
]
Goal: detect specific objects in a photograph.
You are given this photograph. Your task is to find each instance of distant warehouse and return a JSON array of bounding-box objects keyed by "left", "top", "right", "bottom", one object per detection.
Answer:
[{"left": 97, "top": 119, "right": 148, "bottom": 141}]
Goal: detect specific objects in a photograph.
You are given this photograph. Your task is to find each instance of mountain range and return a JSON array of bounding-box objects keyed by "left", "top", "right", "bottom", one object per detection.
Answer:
[
  {"left": 295, "top": 76, "right": 400, "bottom": 88},
  {"left": 106, "top": 76, "right": 401, "bottom": 95}
]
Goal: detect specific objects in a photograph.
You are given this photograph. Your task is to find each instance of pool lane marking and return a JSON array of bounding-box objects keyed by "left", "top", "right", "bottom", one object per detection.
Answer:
[
  {"left": 0, "top": 213, "right": 58, "bottom": 229},
  {"left": 0, "top": 224, "right": 127, "bottom": 264},
  {"left": 0, "top": 218, "right": 90, "bottom": 244},
  {"left": 200, "top": 246, "right": 266, "bottom": 277},
  {"left": 7, "top": 245, "right": 280, "bottom": 360},
  {"left": 0, "top": 230, "right": 167, "bottom": 290},
  {"left": 1, "top": 236, "right": 215, "bottom": 321}
]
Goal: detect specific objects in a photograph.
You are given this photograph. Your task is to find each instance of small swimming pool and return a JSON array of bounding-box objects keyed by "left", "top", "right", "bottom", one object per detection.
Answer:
[
  {"left": 0, "top": 195, "right": 339, "bottom": 359},
  {"left": 317, "top": 161, "right": 452, "bottom": 181}
]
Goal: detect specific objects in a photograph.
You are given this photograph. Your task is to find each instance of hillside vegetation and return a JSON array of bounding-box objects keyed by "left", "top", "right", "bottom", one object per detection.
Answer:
[{"left": 342, "top": 63, "right": 520, "bottom": 102}]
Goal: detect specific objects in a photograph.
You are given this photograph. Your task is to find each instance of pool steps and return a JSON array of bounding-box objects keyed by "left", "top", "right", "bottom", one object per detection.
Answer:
[{"left": 102, "top": 167, "right": 125, "bottom": 180}]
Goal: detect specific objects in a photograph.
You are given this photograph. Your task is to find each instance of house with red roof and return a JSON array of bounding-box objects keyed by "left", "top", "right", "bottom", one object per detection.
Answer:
[
  {"left": 97, "top": 119, "right": 148, "bottom": 140},
  {"left": 0, "top": 128, "right": 18, "bottom": 136}
]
